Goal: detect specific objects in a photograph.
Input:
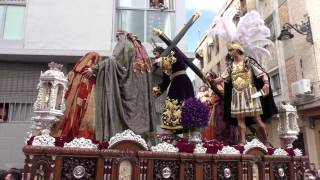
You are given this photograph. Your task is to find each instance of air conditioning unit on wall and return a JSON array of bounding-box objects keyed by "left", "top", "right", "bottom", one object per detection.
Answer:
[{"left": 291, "top": 79, "right": 313, "bottom": 97}]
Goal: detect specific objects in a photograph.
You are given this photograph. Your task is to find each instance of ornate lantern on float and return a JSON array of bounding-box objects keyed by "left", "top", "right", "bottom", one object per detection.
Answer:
[
  {"left": 31, "top": 62, "right": 67, "bottom": 135},
  {"left": 277, "top": 101, "right": 300, "bottom": 148}
]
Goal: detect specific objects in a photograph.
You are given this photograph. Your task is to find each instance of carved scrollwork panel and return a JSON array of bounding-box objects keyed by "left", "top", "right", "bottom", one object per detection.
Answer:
[
  {"left": 272, "top": 162, "right": 290, "bottom": 180},
  {"left": 294, "top": 161, "right": 305, "bottom": 180},
  {"left": 185, "top": 161, "right": 195, "bottom": 180},
  {"left": 153, "top": 160, "right": 180, "bottom": 180},
  {"left": 217, "top": 161, "right": 238, "bottom": 180},
  {"left": 29, "top": 157, "right": 54, "bottom": 180},
  {"left": 61, "top": 157, "right": 97, "bottom": 179},
  {"left": 203, "top": 162, "right": 212, "bottom": 180}
]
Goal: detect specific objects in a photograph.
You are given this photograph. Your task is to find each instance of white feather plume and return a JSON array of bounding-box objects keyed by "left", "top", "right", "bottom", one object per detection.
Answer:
[
  {"left": 208, "top": 10, "right": 273, "bottom": 61},
  {"left": 209, "top": 17, "right": 235, "bottom": 43}
]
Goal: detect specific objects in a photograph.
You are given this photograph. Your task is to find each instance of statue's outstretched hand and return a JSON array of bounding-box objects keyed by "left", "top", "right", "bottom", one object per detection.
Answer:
[
  {"left": 262, "top": 84, "right": 270, "bottom": 96},
  {"left": 82, "top": 68, "right": 94, "bottom": 79},
  {"left": 152, "top": 86, "right": 161, "bottom": 97},
  {"left": 205, "top": 73, "right": 214, "bottom": 83}
]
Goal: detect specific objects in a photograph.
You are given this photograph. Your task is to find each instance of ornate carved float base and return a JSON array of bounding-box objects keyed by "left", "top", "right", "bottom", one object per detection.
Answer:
[{"left": 23, "top": 143, "right": 308, "bottom": 180}]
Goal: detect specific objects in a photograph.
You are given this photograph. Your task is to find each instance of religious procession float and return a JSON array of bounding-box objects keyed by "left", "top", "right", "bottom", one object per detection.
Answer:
[{"left": 23, "top": 11, "right": 308, "bottom": 180}]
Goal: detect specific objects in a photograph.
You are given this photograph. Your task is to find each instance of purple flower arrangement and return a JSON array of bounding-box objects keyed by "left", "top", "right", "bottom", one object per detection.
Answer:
[{"left": 181, "top": 97, "right": 209, "bottom": 129}]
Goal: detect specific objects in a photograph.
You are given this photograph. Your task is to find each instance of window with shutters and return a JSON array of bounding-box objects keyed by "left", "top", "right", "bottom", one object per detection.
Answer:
[
  {"left": 0, "top": 1, "right": 26, "bottom": 40},
  {"left": 0, "top": 62, "right": 47, "bottom": 122},
  {"left": 269, "top": 69, "right": 281, "bottom": 96},
  {"left": 206, "top": 42, "right": 214, "bottom": 63},
  {"left": 116, "top": 0, "right": 175, "bottom": 43},
  {"left": 265, "top": 14, "right": 276, "bottom": 41}
]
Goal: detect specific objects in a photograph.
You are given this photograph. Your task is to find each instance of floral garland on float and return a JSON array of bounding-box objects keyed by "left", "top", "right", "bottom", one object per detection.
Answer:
[
  {"left": 156, "top": 137, "right": 304, "bottom": 156},
  {"left": 26, "top": 134, "right": 109, "bottom": 150},
  {"left": 25, "top": 131, "right": 304, "bottom": 156}
]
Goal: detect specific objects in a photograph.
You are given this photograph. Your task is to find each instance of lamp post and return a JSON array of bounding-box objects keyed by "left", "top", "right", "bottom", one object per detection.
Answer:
[{"left": 277, "top": 16, "right": 313, "bottom": 44}]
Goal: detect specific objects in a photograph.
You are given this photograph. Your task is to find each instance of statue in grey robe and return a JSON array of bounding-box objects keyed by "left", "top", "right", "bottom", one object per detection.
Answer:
[{"left": 87, "top": 32, "right": 155, "bottom": 141}]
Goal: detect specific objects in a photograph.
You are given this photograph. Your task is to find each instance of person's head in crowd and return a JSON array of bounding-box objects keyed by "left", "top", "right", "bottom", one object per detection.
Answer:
[
  {"left": 0, "top": 170, "right": 7, "bottom": 180},
  {"left": 4, "top": 173, "right": 22, "bottom": 180},
  {"left": 4, "top": 169, "right": 22, "bottom": 180},
  {"left": 0, "top": 105, "right": 8, "bottom": 122}
]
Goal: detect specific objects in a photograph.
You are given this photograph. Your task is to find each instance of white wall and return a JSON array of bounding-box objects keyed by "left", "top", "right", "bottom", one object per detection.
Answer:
[
  {"left": 0, "top": 122, "right": 31, "bottom": 169},
  {"left": 24, "top": 0, "right": 114, "bottom": 52}
]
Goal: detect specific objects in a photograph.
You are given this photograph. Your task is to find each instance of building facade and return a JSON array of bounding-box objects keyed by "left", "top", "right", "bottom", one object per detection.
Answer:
[
  {"left": 0, "top": 0, "right": 186, "bottom": 169},
  {"left": 196, "top": 0, "right": 320, "bottom": 168}
]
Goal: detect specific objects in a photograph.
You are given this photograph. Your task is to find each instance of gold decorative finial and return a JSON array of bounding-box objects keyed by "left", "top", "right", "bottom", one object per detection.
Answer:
[
  {"left": 193, "top": 11, "right": 201, "bottom": 21},
  {"left": 153, "top": 28, "right": 163, "bottom": 36}
]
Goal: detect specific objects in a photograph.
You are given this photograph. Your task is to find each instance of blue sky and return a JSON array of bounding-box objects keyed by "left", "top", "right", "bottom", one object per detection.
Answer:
[{"left": 185, "top": 0, "right": 227, "bottom": 52}]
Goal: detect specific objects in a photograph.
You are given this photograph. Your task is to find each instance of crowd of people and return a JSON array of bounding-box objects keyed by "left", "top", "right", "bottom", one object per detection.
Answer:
[{"left": 305, "top": 163, "right": 320, "bottom": 179}]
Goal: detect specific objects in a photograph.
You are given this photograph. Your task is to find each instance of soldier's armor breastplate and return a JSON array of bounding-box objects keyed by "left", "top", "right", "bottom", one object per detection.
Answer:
[{"left": 231, "top": 62, "right": 253, "bottom": 91}]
